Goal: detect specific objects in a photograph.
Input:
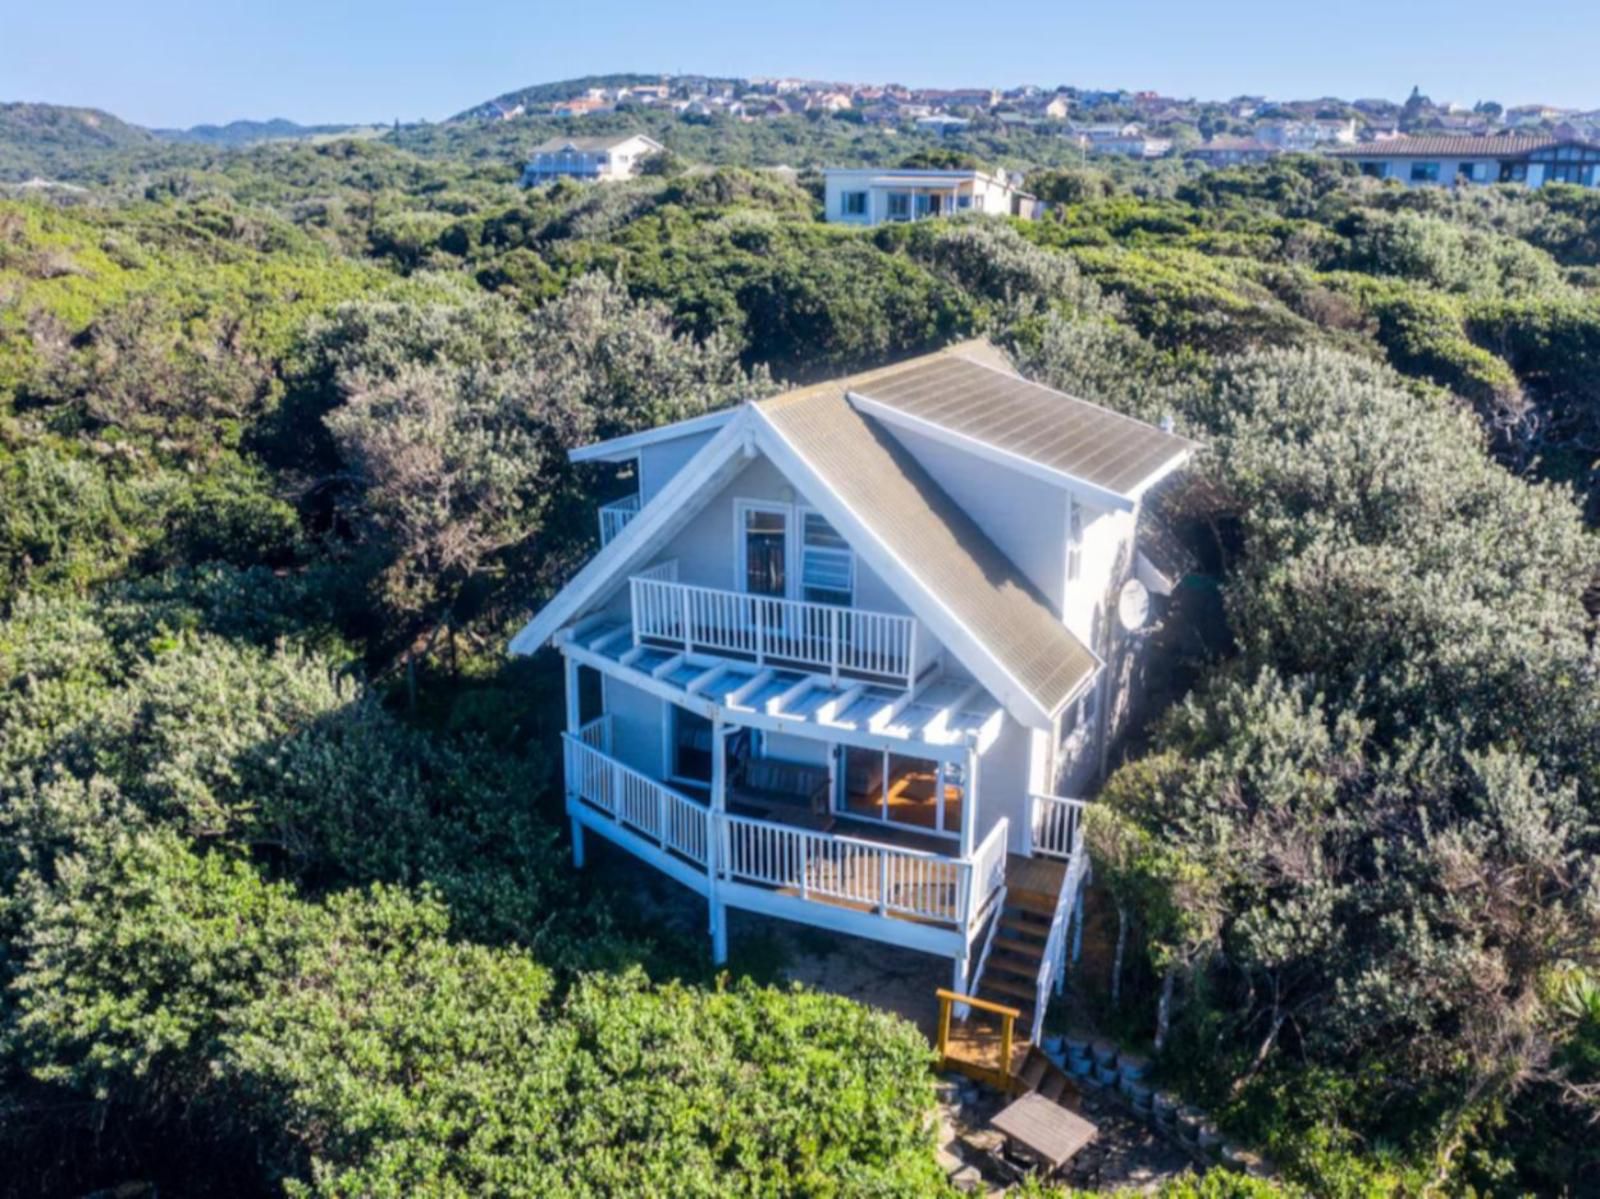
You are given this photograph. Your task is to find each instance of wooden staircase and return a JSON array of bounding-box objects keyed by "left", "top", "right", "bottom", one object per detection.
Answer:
[{"left": 973, "top": 854, "right": 1069, "bottom": 1032}]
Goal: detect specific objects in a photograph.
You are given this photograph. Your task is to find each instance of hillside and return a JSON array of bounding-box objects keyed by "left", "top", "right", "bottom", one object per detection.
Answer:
[
  {"left": 153, "top": 117, "right": 367, "bottom": 146},
  {"left": 0, "top": 101, "right": 158, "bottom": 179}
]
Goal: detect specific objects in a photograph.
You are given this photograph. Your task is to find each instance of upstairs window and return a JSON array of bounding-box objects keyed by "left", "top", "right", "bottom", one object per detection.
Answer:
[
  {"left": 842, "top": 190, "right": 868, "bottom": 216},
  {"left": 1066, "top": 502, "right": 1084, "bottom": 583},
  {"left": 801, "top": 511, "right": 853, "bottom": 606}
]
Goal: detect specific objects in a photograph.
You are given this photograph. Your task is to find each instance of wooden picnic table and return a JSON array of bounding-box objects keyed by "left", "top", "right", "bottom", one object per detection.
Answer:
[{"left": 990, "top": 1091, "right": 1097, "bottom": 1174}]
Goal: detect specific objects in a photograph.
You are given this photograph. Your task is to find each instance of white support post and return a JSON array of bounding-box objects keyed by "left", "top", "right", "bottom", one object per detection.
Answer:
[
  {"left": 680, "top": 588, "right": 694, "bottom": 655},
  {"left": 754, "top": 598, "right": 766, "bottom": 667},
  {"left": 828, "top": 607, "right": 840, "bottom": 685},
  {"left": 877, "top": 853, "right": 889, "bottom": 914},
  {"left": 959, "top": 747, "right": 977, "bottom": 860},
  {"left": 563, "top": 652, "right": 580, "bottom": 734},
  {"left": 707, "top": 716, "right": 729, "bottom": 965},
  {"left": 951, "top": 948, "right": 969, "bottom": 998},
  {"left": 710, "top": 901, "right": 728, "bottom": 966}
]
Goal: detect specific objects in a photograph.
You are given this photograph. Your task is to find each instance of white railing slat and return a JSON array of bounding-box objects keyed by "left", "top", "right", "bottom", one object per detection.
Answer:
[{"left": 630, "top": 577, "right": 915, "bottom": 688}]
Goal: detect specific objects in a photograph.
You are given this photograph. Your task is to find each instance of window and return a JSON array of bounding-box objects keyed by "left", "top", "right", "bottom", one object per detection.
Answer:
[
  {"left": 887, "top": 193, "right": 911, "bottom": 220},
  {"left": 740, "top": 504, "right": 788, "bottom": 597},
  {"left": 841, "top": 190, "right": 868, "bottom": 216},
  {"left": 800, "top": 511, "right": 853, "bottom": 606},
  {"left": 1359, "top": 161, "right": 1384, "bottom": 178},
  {"left": 1409, "top": 161, "right": 1441, "bottom": 182},
  {"left": 1066, "top": 501, "right": 1084, "bottom": 583},
  {"left": 1500, "top": 161, "right": 1528, "bottom": 182}
]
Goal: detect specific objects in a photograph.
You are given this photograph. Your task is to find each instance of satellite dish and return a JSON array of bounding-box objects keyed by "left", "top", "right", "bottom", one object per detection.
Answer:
[{"left": 1118, "top": 578, "right": 1151, "bottom": 632}]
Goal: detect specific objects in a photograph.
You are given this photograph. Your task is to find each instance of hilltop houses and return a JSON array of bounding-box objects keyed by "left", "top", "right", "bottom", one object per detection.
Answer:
[
  {"left": 822, "top": 167, "right": 1041, "bottom": 225},
  {"left": 521, "top": 134, "right": 664, "bottom": 185},
  {"left": 511, "top": 341, "right": 1196, "bottom": 1033}
]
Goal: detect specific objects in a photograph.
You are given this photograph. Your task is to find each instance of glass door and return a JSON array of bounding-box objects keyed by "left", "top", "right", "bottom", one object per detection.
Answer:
[{"left": 741, "top": 504, "right": 788, "bottom": 597}]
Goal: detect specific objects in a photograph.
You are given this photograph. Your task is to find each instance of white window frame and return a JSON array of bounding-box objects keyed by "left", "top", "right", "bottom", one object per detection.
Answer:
[
  {"left": 798, "top": 504, "right": 855, "bottom": 606},
  {"left": 1066, "top": 498, "right": 1085, "bottom": 584},
  {"left": 841, "top": 190, "right": 868, "bottom": 217},
  {"left": 733, "top": 498, "right": 794, "bottom": 598}
]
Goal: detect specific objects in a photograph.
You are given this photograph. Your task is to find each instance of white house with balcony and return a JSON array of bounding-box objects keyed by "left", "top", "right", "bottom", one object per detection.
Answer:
[
  {"left": 823, "top": 167, "right": 1041, "bottom": 226},
  {"left": 521, "top": 133, "right": 664, "bottom": 185},
  {"left": 511, "top": 341, "right": 1196, "bottom": 1037}
]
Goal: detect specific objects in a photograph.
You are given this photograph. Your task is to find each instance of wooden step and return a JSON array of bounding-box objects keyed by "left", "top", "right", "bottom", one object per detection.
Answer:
[
  {"left": 1008, "top": 889, "right": 1061, "bottom": 918},
  {"left": 991, "top": 935, "right": 1045, "bottom": 961},
  {"left": 1020, "top": 1051, "right": 1048, "bottom": 1091},
  {"left": 980, "top": 976, "right": 1037, "bottom": 1004},
  {"left": 984, "top": 958, "right": 1038, "bottom": 985},
  {"left": 1000, "top": 910, "right": 1051, "bottom": 933}
]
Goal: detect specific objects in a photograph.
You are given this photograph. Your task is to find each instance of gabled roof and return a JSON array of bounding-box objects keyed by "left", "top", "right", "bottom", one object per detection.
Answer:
[
  {"left": 754, "top": 373, "right": 1099, "bottom": 725},
  {"left": 531, "top": 133, "right": 663, "bottom": 153},
  {"left": 848, "top": 348, "right": 1197, "bottom": 505},
  {"left": 1329, "top": 135, "right": 1594, "bottom": 158},
  {"left": 567, "top": 408, "right": 736, "bottom": 464},
  {"left": 516, "top": 341, "right": 1198, "bottom": 728}
]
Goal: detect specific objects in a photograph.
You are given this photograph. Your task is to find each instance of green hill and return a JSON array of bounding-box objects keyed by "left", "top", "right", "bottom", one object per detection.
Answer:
[{"left": 0, "top": 101, "right": 158, "bottom": 179}]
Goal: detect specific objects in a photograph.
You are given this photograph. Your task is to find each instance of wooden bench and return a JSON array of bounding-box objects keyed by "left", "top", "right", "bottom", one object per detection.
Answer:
[{"left": 733, "top": 758, "right": 832, "bottom": 826}]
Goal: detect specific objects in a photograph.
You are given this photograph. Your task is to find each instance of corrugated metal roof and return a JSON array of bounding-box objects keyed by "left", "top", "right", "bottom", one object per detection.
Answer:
[
  {"left": 1328, "top": 136, "right": 1575, "bottom": 158},
  {"left": 757, "top": 353, "right": 1100, "bottom": 718},
  {"left": 851, "top": 354, "right": 1197, "bottom": 496}
]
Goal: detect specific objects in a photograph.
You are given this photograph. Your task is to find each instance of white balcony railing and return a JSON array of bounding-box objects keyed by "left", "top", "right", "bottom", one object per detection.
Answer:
[
  {"left": 965, "top": 817, "right": 1010, "bottom": 929},
  {"left": 1028, "top": 793, "right": 1088, "bottom": 860},
  {"left": 630, "top": 577, "right": 917, "bottom": 687},
  {"left": 598, "top": 494, "right": 642, "bottom": 546},
  {"left": 564, "top": 717, "right": 711, "bottom": 868},
  {"left": 721, "top": 814, "right": 968, "bottom": 924}
]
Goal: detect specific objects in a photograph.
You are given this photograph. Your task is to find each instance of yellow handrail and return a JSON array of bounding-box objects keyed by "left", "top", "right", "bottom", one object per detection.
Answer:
[{"left": 935, "top": 988, "right": 1021, "bottom": 1092}]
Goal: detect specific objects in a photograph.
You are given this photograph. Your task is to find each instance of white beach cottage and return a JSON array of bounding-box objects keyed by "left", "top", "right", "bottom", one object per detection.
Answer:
[{"left": 511, "top": 341, "right": 1195, "bottom": 1038}]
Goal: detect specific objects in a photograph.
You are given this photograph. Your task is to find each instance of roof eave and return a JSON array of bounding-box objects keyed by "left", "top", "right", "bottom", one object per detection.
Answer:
[{"left": 567, "top": 407, "right": 739, "bottom": 464}]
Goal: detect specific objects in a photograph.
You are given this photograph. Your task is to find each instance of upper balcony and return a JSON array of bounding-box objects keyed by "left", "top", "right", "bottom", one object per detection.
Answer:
[
  {"left": 630, "top": 574, "right": 918, "bottom": 690},
  {"left": 598, "top": 493, "right": 641, "bottom": 546}
]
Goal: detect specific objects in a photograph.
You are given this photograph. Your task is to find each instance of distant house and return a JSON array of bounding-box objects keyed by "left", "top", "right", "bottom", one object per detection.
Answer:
[
  {"left": 1184, "top": 137, "right": 1281, "bottom": 167},
  {"left": 1255, "top": 118, "right": 1357, "bottom": 151},
  {"left": 823, "top": 167, "right": 1040, "bottom": 225},
  {"left": 550, "top": 97, "right": 614, "bottom": 118},
  {"left": 1072, "top": 126, "right": 1171, "bottom": 158},
  {"left": 1328, "top": 135, "right": 1600, "bottom": 188},
  {"left": 521, "top": 134, "right": 664, "bottom": 185}
]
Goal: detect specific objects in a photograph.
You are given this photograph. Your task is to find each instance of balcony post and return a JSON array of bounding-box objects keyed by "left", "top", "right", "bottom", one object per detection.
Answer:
[
  {"left": 960, "top": 746, "right": 978, "bottom": 860},
  {"left": 828, "top": 607, "right": 840, "bottom": 685},
  {"left": 630, "top": 578, "right": 642, "bottom": 650},
  {"left": 708, "top": 715, "right": 729, "bottom": 965},
  {"left": 563, "top": 652, "right": 581, "bottom": 734},
  {"left": 754, "top": 597, "right": 765, "bottom": 667},
  {"left": 877, "top": 852, "right": 889, "bottom": 914},
  {"left": 681, "top": 587, "right": 694, "bottom": 655}
]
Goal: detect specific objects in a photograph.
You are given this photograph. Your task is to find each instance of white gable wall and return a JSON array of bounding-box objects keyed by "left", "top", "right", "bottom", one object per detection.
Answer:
[
  {"left": 650, "top": 452, "right": 949, "bottom": 675},
  {"left": 638, "top": 428, "right": 721, "bottom": 504},
  {"left": 879, "top": 423, "right": 1072, "bottom": 612}
]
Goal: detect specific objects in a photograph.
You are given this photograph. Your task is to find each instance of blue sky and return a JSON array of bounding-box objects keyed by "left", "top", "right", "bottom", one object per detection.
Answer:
[{"left": 4, "top": 0, "right": 1594, "bottom": 128}]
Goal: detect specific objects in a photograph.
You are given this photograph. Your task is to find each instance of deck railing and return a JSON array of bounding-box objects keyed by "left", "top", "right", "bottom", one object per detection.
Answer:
[
  {"left": 720, "top": 813, "right": 967, "bottom": 924},
  {"left": 1030, "top": 842, "right": 1089, "bottom": 1045},
  {"left": 964, "top": 817, "right": 1010, "bottom": 928},
  {"left": 630, "top": 576, "right": 916, "bottom": 687},
  {"left": 598, "top": 494, "right": 642, "bottom": 546},
  {"left": 1028, "top": 793, "right": 1088, "bottom": 860},
  {"left": 564, "top": 718, "right": 711, "bottom": 868}
]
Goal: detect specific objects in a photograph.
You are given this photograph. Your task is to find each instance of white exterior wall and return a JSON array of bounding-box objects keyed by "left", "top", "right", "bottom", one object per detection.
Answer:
[
  {"left": 1062, "top": 505, "right": 1134, "bottom": 647},
  {"left": 881, "top": 424, "right": 1071, "bottom": 611},
  {"left": 638, "top": 429, "right": 719, "bottom": 504},
  {"left": 822, "top": 169, "right": 1026, "bottom": 226},
  {"left": 602, "top": 674, "right": 667, "bottom": 778},
  {"left": 976, "top": 713, "right": 1035, "bottom": 854}
]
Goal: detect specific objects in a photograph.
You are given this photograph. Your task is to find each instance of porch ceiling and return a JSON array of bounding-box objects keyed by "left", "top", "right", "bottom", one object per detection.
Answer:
[{"left": 564, "top": 614, "right": 1006, "bottom": 755}]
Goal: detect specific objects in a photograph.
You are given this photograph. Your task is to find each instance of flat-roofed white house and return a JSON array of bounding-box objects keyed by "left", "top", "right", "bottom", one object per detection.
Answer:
[
  {"left": 511, "top": 341, "right": 1196, "bottom": 1037},
  {"left": 823, "top": 167, "right": 1041, "bottom": 225},
  {"left": 1329, "top": 135, "right": 1600, "bottom": 188},
  {"left": 521, "top": 133, "right": 664, "bottom": 185}
]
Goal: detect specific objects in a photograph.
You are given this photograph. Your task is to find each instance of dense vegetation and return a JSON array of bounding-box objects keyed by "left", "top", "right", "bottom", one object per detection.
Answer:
[{"left": 2, "top": 118, "right": 1599, "bottom": 1195}]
